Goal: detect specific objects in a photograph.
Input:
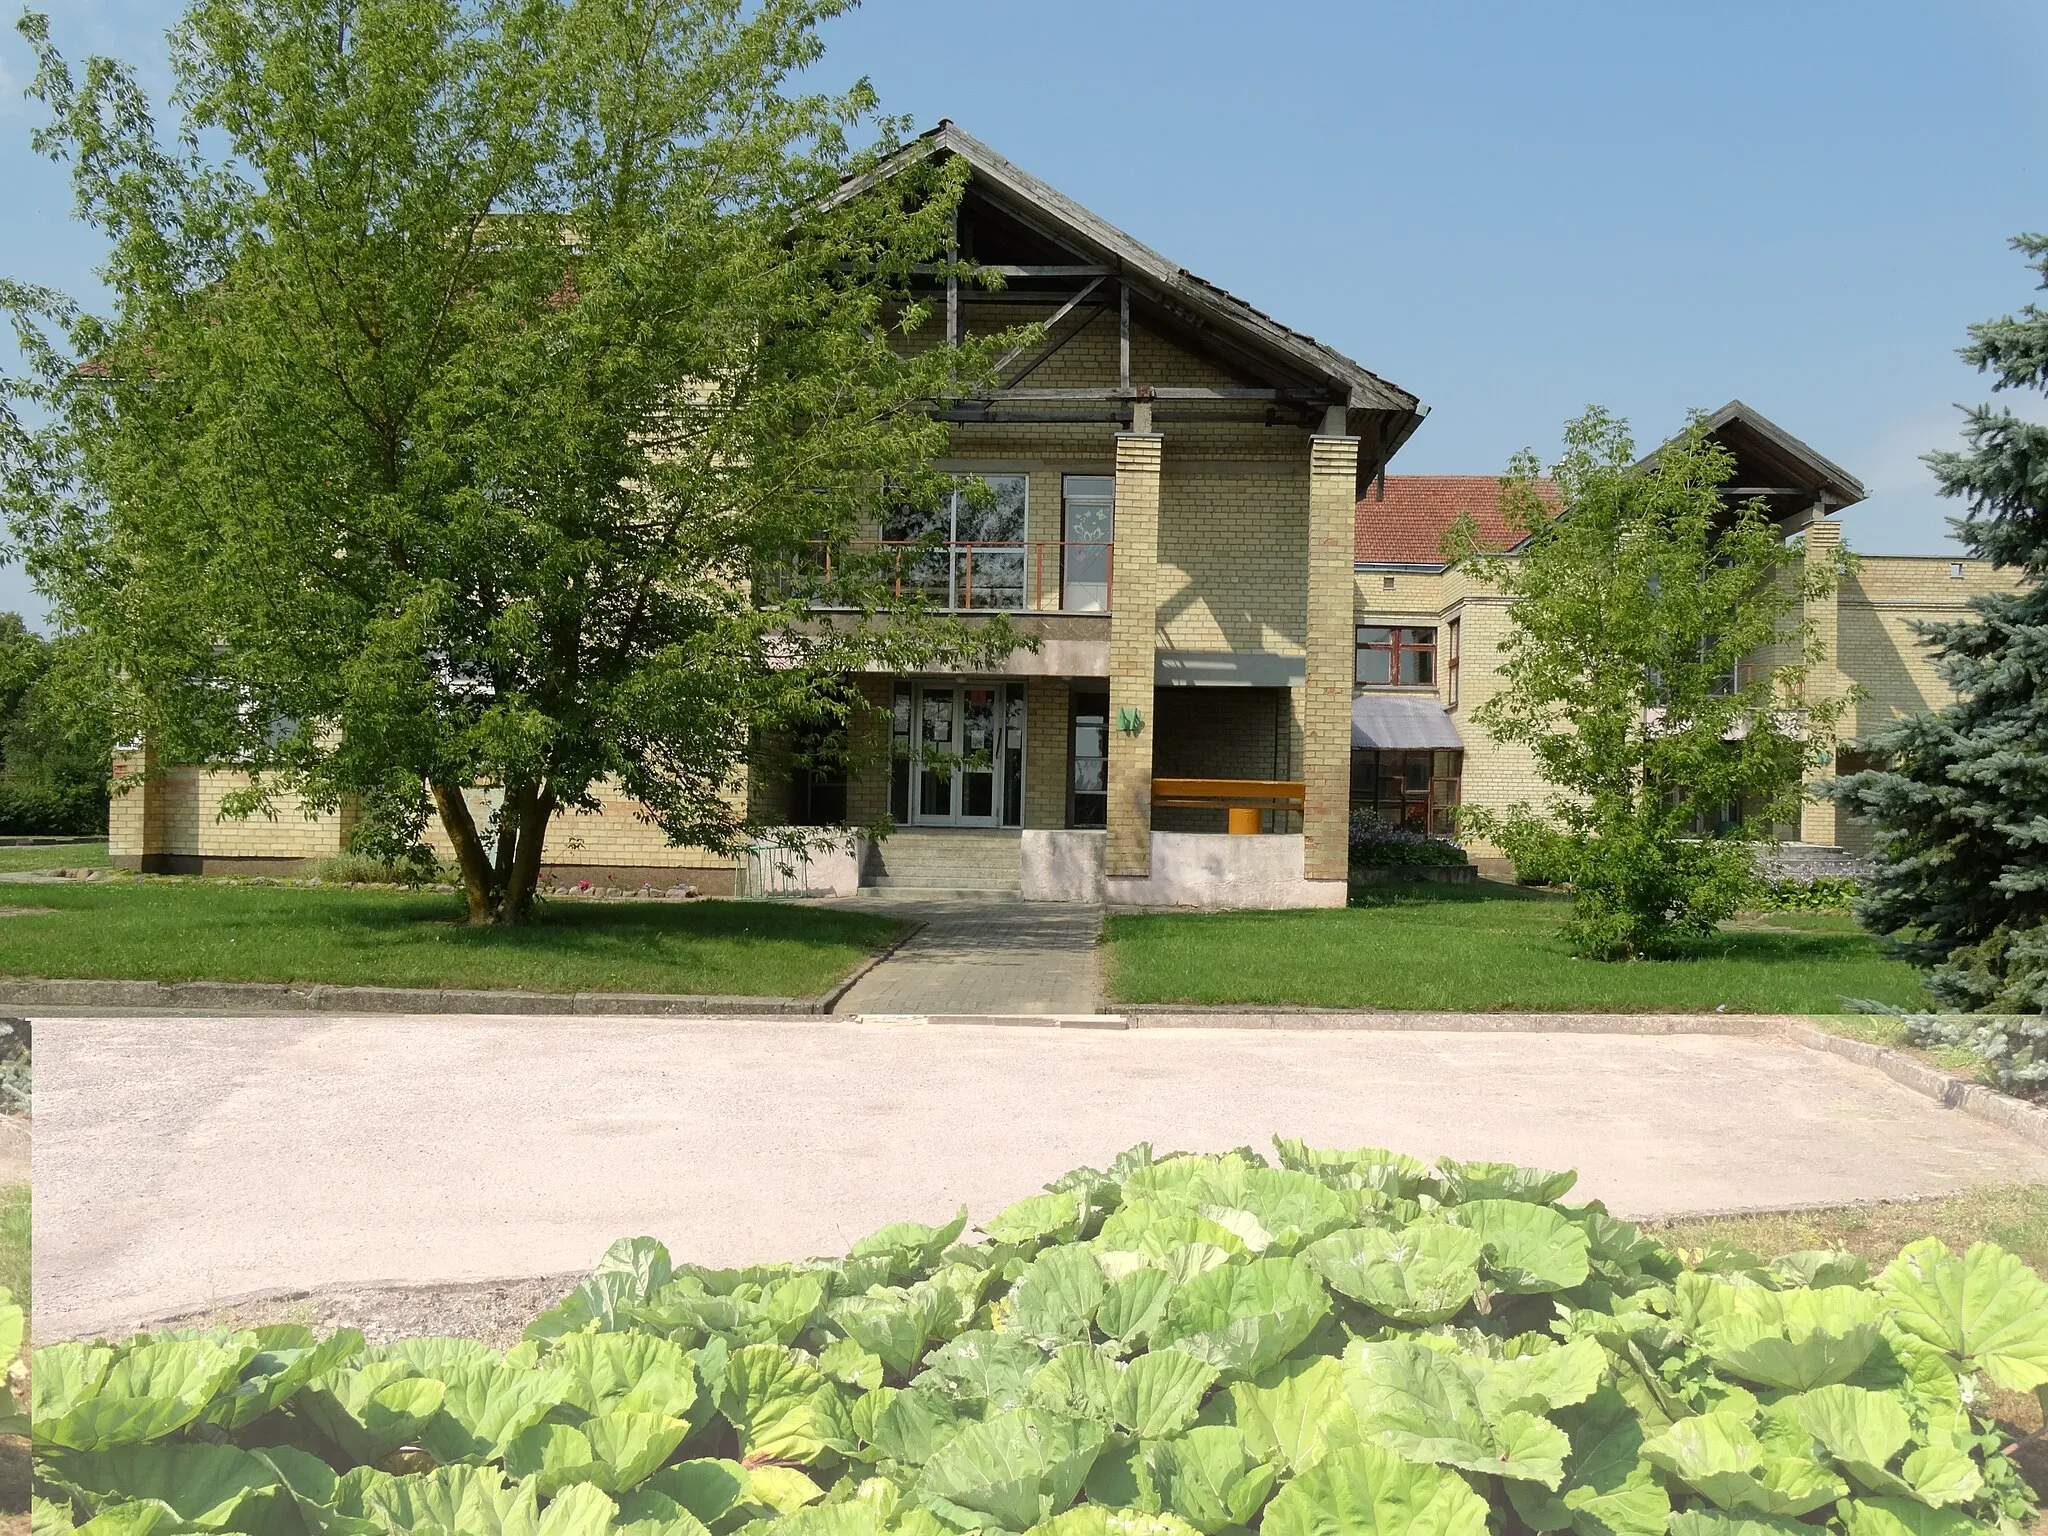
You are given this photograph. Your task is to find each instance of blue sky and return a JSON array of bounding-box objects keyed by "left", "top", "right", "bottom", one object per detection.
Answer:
[{"left": 3, "top": 0, "right": 2045, "bottom": 627}]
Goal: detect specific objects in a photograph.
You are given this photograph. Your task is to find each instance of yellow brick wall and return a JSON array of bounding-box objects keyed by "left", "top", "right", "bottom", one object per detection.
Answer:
[
  {"left": 1024, "top": 676, "right": 1072, "bottom": 829},
  {"left": 1107, "top": 432, "right": 1162, "bottom": 876}
]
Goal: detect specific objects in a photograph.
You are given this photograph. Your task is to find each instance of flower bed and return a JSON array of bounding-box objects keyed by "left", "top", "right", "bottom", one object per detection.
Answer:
[{"left": 31, "top": 1142, "right": 2048, "bottom": 1536}]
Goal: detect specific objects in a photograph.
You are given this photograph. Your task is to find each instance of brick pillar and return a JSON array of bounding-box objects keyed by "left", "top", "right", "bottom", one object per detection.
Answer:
[
  {"left": 845, "top": 674, "right": 896, "bottom": 825},
  {"left": 1800, "top": 517, "right": 1845, "bottom": 846},
  {"left": 1304, "top": 434, "right": 1360, "bottom": 882},
  {"left": 107, "top": 742, "right": 167, "bottom": 871},
  {"left": 1108, "top": 431, "right": 1162, "bottom": 877}
]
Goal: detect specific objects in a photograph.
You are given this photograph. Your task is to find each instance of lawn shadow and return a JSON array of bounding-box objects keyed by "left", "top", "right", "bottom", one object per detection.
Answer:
[{"left": 306, "top": 892, "right": 903, "bottom": 957}]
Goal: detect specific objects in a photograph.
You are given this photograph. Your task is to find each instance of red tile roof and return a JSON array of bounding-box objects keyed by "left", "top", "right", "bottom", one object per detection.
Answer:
[{"left": 1355, "top": 475, "right": 1558, "bottom": 565}]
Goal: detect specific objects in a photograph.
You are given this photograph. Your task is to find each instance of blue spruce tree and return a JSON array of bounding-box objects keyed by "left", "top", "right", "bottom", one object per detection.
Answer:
[{"left": 1827, "top": 235, "right": 2048, "bottom": 1011}]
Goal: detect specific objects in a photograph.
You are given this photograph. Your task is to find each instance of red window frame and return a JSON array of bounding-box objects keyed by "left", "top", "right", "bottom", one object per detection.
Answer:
[{"left": 1356, "top": 625, "right": 1437, "bottom": 687}]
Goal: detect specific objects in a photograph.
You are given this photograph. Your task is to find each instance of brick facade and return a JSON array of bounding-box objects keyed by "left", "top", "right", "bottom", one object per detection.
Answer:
[{"left": 1107, "top": 431, "right": 1162, "bottom": 878}]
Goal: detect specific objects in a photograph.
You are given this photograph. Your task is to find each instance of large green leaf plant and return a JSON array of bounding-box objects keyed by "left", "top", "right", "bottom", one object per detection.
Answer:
[{"left": 30, "top": 1144, "right": 2048, "bottom": 1536}]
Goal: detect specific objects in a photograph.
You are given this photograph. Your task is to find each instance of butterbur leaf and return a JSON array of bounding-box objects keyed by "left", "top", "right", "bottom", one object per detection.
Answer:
[
  {"left": 41, "top": 1445, "right": 292, "bottom": 1534},
  {"left": 1025, "top": 1509, "right": 1200, "bottom": 1536},
  {"left": 292, "top": 1365, "right": 448, "bottom": 1465},
  {"left": 1342, "top": 1339, "right": 1568, "bottom": 1487},
  {"left": 419, "top": 1362, "right": 576, "bottom": 1463},
  {"left": 913, "top": 1331, "right": 1048, "bottom": 1413},
  {"left": 1114, "top": 1352, "right": 1218, "bottom": 1439},
  {"left": 742, "top": 1465, "right": 825, "bottom": 1514},
  {"left": 1794, "top": 1384, "right": 1911, "bottom": 1469},
  {"left": 1229, "top": 1356, "right": 1354, "bottom": 1474},
  {"left": 1003, "top": 1249, "right": 1107, "bottom": 1348},
  {"left": 1875, "top": 1238, "right": 2048, "bottom": 1390},
  {"left": 817, "top": 1336, "right": 884, "bottom": 1392},
  {"left": 553, "top": 1332, "right": 699, "bottom": 1420},
  {"left": 851, "top": 1209, "right": 970, "bottom": 1280},
  {"left": 864, "top": 1386, "right": 968, "bottom": 1466},
  {"left": 1640, "top": 1412, "right": 1846, "bottom": 1517},
  {"left": 365, "top": 1338, "right": 501, "bottom": 1374},
  {"left": 1665, "top": 1515, "right": 1813, "bottom": 1536},
  {"left": 1837, "top": 1499, "right": 1989, "bottom": 1536},
  {"left": 505, "top": 1422, "right": 606, "bottom": 1498},
  {"left": 214, "top": 1328, "right": 364, "bottom": 1431},
  {"left": 716, "top": 1345, "right": 853, "bottom": 1465},
  {"left": 1094, "top": 1270, "right": 1174, "bottom": 1350},
  {"left": 1453, "top": 1201, "right": 1591, "bottom": 1294},
  {"left": 1301, "top": 1225, "right": 1482, "bottom": 1325},
  {"left": 983, "top": 1193, "right": 1086, "bottom": 1249},
  {"left": 1154, "top": 1257, "right": 1329, "bottom": 1379},
  {"left": 1702, "top": 1288, "right": 1883, "bottom": 1391},
  {"left": 642, "top": 1460, "right": 751, "bottom": 1527},
  {"left": 1146, "top": 1425, "right": 1277, "bottom": 1534},
  {"left": 1120, "top": 1158, "right": 1349, "bottom": 1256},
  {"left": 536, "top": 1483, "right": 617, "bottom": 1536},
  {"left": 829, "top": 1285, "right": 954, "bottom": 1377},
  {"left": 1260, "top": 1442, "right": 1489, "bottom": 1536},
  {"left": 1504, "top": 1386, "right": 1665, "bottom": 1536},
  {"left": 33, "top": 1341, "right": 248, "bottom": 1452},
  {"left": 1435, "top": 1159, "right": 1577, "bottom": 1206},
  {"left": 1769, "top": 1251, "right": 1868, "bottom": 1289},
  {"left": 594, "top": 1239, "right": 675, "bottom": 1303},
  {"left": 1477, "top": 1338, "right": 1608, "bottom": 1418},
  {"left": 329, "top": 1462, "right": 537, "bottom": 1536},
  {"left": 580, "top": 1411, "right": 689, "bottom": 1491},
  {"left": 1028, "top": 1347, "right": 1121, "bottom": 1425},
  {"left": 1271, "top": 1141, "right": 1433, "bottom": 1200},
  {"left": 913, "top": 1408, "right": 1106, "bottom": 1531}
]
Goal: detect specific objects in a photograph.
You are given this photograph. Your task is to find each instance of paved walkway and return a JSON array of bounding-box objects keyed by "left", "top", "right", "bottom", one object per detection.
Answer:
[
  {"left": 829, "top": 893, "right": 1103, "bottom": 1015},
  {"left": 32, "top": 1013, "right": 2048, "bottom": 1339}
]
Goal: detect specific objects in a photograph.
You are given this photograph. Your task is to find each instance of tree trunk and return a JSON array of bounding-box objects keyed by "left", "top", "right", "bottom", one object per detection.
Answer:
[
  {"left": 500, "top": 783, "right": 556, "bottom": 924},
  {"left": 431, "top": 779, "right": 499, "bottom": 923}
]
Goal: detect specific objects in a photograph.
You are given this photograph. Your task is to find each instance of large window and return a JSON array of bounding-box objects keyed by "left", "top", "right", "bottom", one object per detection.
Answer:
[
  {"left": 882, "top": 474, "right": 1029, "bottom": 609},
  {"left": 1356, "top": 625, "right": 1436, "bottom": 687},
  {"left": 1351, "top": 749, "right": 1462, "bottom": 835}
]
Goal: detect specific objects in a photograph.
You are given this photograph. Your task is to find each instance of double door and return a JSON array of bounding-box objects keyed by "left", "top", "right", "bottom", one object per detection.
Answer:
[{"left": 897, "top": 682, "right": 1025, "bottom": 827}]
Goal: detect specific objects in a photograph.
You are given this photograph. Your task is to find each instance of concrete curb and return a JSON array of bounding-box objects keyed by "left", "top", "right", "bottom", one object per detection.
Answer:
[
  {"left": 0, "top": 977, "right": 828, "bottom": 1017},
  {"left": 1119, "top": 1008, "right": 1779, "bottom": 1034},
  {"left": 0, "top": 920, "right": 933, "bottom": 1019},
  {"left": 1785, "top": 1022, "right": 2048, "bottom": 1151}
]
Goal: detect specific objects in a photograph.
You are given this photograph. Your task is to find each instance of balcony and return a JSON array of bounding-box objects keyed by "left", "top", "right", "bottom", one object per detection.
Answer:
[{"left": 808, "top": 539, "right": 1113, "bottom": 614}]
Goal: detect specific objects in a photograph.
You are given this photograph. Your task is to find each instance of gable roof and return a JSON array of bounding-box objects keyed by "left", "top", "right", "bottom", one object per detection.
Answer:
[
  {"left": 1360, "top": 403, "right": 1869, "bottom": 568},
  {"left": 1355, "top": 476, "right": 1557, "bottom": 565},
  {"left": 828, "top": 122, "right": 1426, "bottom": 459}
]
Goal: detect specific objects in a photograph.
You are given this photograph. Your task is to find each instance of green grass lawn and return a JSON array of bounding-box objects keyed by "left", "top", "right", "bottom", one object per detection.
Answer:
[
  {"left": 0, "top": 881, "right": 901, "bottom": 997},
  {"left": 0, "top": 838, "right": 108, "bottom": 873},
  {"left": 1105, "top": 882, "right": 1929, "bottom": 1013}
]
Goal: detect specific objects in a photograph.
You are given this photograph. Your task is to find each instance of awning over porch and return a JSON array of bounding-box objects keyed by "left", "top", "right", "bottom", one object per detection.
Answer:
[{"left": 1352, "top": 694, "right": 1464, "bottom": 750}]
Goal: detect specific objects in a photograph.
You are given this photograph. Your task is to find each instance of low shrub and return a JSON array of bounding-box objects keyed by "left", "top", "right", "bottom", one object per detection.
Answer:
[
  {"left": 1348, "top": 814, "right": 1467, "bottom": 868},
  {"left": 1495, "top": 818, "right": 1576, "bottom": 886},
  {"left": 28, "top": 1140, "right": 2048, "bottom": 1536},
  {"left": 0, "top": 782, "right": 105, "bottom": 836},
  {"left": 1903, "top": 1013, "right": 2047, "bottom": 1101},
  {"left": 1756, "top": 876, "right": 1861, "bottom": 912},
  {"left": 311, "top": 851, "right": 449, "bottom": 887}
]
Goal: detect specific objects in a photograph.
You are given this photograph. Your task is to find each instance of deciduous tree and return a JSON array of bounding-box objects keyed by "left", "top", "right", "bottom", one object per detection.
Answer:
[
  {"left": 1, "top": 0, "right": 1020, "bottom": 922},
  {"left": 1452, "top": 409, "right": 1847, "bottom": 959}
]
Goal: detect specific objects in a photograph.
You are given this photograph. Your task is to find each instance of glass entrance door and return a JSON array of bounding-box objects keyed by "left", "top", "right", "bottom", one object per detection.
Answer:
[{"left": 901, "top": 682, "right": 1024, "bottom": 827}]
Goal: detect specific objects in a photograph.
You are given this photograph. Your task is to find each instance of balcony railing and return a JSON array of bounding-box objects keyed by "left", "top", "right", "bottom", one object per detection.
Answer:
[{"left": 808, "top": 539, "right": 1113, "bottom": 613}]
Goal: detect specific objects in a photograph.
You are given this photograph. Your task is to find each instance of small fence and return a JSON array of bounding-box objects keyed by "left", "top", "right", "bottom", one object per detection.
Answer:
[
  {"left": 734, "top": 842, "right": 816, "bottom": 900},
  {"left": 806, "top": 540, "right": 1113, "bottom": 613}
]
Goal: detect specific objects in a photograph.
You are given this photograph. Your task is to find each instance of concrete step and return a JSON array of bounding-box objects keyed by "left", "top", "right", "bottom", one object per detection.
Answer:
[{"left": 863, "top": 831, "right": 1022, "bottom": 892}]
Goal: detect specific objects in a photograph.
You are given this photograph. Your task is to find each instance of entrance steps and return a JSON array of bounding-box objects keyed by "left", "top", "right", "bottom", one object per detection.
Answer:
[{"left": 862, "top": 829, "right": 1022, "bottom": 893}]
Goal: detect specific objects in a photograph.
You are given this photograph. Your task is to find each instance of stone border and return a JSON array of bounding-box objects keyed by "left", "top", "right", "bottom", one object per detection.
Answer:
[
  {"left": 0, "top": 921, "right": 924, "bottom": 1019},
  {"left": 1119, "top": 1008, "right": 1778, "bottom": 1034},
  {"left": 1784, "top": 1021, "right": 2048, "bottom": 1151}
]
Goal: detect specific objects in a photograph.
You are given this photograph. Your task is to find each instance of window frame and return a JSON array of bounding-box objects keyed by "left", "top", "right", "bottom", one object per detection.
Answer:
[
  {"left": 1355, "top": 624, "right": 1438, "bottom": 689},
  {"left": 1445, "top": 618, "right": 1460, "bottom": 710}
]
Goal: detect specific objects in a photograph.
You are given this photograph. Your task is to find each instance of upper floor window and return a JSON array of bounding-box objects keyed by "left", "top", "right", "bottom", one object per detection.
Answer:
[
  {"left": 1357, "top": 625, "right": 1436, "bottom": 687},
  {"left": 1444, "top": 619, "right": 1460, "bottom": 709}
]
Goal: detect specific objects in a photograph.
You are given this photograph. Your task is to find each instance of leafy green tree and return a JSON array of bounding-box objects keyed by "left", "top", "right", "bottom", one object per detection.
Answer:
[
  {"left": 1824, "top": 236, "right": 2048, "bottom": 1011},
  {"left": 1452, "top": 408, "right": 1848, "bottom": 959},
  {"left": 0, "top": 0, "right": 1021, "bottom": 922},
  {"left": 0, "top": 613, "right": 109, "bottom": 834}
]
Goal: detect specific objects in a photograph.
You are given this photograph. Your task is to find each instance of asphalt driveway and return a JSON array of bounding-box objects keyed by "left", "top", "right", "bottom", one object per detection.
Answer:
[{"left": 33, "top": 1013, "right": 2048, "bottom": 1339}]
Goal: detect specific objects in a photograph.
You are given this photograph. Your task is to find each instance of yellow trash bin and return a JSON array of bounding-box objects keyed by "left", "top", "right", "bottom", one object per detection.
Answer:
[{"left": 1227, "top": 806, "right": 1262, "bottom": 836}]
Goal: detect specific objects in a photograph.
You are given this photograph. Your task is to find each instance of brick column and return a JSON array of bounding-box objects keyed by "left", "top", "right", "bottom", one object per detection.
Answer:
[
  {"left": 107, "top": 742, "right": 167, "bottom": 872},
  {"left": 1800, "top": 518, "right": 1845, "bottom": 847},
  {"left": 1108, "top": 431, "right": 1162, "bottom": 877},
  {"left": 1304, "top": 434, "right": 1360, "bottom": 883}
]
